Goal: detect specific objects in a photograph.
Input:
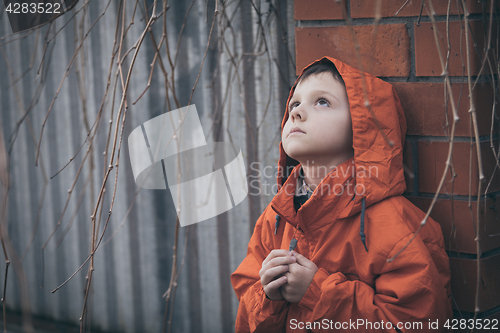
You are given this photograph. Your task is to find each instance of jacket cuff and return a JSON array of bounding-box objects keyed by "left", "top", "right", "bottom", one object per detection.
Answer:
[
  {"left": 256, "top": 284, "right": 289, "bottom": 315},
  {"left": 298, "top": 269, "right": 340, "bottom": 311}
]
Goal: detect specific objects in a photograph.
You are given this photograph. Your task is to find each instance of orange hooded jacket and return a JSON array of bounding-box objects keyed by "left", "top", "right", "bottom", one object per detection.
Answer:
[{"left": 231, "top": 57, "right": 453, "bottom": 332}]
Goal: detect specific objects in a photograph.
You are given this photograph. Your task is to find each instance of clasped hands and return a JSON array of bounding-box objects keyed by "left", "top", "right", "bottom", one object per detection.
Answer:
[{"left": 260, "top": 249, "right": 318, "bottom": 303}]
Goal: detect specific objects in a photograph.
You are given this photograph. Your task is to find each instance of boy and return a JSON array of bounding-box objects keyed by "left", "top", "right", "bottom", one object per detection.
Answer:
[{"left": 231, "top": 57, "right": 452, "bottom": 332}]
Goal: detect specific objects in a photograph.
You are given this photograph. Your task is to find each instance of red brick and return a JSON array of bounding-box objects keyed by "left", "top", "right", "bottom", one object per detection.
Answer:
[
  {"left": 449, "top": 255, "right": 500, "bottom": 312},
  {"left": 415, "top": 20, "right": 493, "bottom": 77},
  {"left": 351, "top": 0, "right": 487, "bottom": 18},
  {"left": 409, "top": 196, "right": 500, "bottom": 254},
  {"left": 393, "top": 82, "right": 496, "bottom": 137},
  {"left": 418, "top": 140, "right": 500, "bottom": 195},
  {"left": 403, "top": 139, "right": 414, "bottom": 194},
  {"left": 295, "top": 25, "right": 410, "bottom": 77},
  {"left": 294, "top": 0, "right": 345, "bottom": 20}
]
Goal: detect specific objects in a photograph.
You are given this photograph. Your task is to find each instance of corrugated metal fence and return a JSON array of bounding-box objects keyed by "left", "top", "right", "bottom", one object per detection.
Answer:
[{"left": 0, "top": 0, "right": 296, "bottom": 332}]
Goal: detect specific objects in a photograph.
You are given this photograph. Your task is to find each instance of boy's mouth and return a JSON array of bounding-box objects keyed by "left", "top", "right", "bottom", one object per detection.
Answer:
[{"left": 289, "top": 127, "right": 305, "bottom": 137}]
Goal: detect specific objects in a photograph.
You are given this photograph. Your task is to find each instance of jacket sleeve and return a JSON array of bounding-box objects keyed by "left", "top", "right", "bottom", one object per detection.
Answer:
[
  {"left": 231, "top": 209, "right": 290, "bottom": 333},
  {"left": 297, "top": 234, "right": 452, "bottom": 332}
]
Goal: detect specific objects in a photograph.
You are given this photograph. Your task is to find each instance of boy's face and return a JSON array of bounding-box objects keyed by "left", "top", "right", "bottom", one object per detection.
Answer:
[{"left": 282, "top": 72, "right": 353, "bottom": 165}]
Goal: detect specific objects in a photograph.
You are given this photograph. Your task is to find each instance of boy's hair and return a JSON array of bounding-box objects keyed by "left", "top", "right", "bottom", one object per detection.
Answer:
[{"left": 296, "top": 58, "right": 345, "bottom": 87}]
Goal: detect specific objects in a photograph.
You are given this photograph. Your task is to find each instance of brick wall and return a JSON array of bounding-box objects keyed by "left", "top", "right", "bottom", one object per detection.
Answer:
[{"left": 294, "top": 0, "right": 499, "bottom": 322}]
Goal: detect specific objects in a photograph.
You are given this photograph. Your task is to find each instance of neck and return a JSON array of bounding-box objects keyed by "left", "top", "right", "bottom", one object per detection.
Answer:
[{"left": 299, "top": 152, "right": 354, "bottom": 190}]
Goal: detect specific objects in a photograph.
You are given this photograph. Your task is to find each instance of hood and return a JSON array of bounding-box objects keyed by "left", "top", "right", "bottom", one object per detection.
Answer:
[{"left": 277, "top": 56, "right": 407, "bottom": 218}]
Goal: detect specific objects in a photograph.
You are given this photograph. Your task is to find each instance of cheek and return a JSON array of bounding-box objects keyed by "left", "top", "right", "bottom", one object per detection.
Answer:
[
  {"left": 341, "top": 116, "right": 354, "bottom": 146},
  {"left": 282, "top": 119, "right": 291, "bottom": 138},
  {"left": 323, "top": 114, "right": 352, "bottom": 146},
  {"left": 344, "top": 115, "right": 354, "bottom": 142}
]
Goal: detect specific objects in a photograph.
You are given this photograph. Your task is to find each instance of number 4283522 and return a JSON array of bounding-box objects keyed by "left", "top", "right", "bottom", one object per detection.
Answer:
[
  {"left": 444, "top": 319, "right": 498, "bottom": 330},
  {"left": 5, "top": 2, "right": 61, "bottom": 14}
]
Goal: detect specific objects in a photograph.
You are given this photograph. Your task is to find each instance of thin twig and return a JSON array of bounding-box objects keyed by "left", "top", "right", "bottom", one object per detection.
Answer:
[{"left": 388, "top": 0, "right": 461, "bottom": 262}]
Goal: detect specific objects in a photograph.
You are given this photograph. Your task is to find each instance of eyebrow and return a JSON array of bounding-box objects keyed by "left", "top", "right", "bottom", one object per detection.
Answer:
[
  {"left": 289, "top": 89, "right": 341, "bottom": 109},
  {"left": 312, "top": 90, "right": 341, "bottom": 103}
]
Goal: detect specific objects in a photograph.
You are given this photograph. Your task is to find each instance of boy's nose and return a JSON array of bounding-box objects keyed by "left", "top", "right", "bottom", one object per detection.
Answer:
[{"left": 289, "top": 105, "right": 304, "bottom": 121}]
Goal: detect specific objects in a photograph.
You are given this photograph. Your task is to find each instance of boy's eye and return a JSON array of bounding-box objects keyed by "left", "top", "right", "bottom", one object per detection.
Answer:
[
  {"left": 289, "top": 102, "right": 299, "bottom": 111},
  {"left": 316, "top": 98, "right": 329, "bottom": 107}
]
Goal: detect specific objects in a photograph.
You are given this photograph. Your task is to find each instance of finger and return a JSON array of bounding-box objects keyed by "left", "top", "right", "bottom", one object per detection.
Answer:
[
  {"left": 260, "top": 265, "right": 289, "bottom": 285},
  {"left": 262, "top": 249, "right": 292, "bottom": 266},
  {"left": 266, "top": 255, "right": 296, "bottom": 269},
  {"left": 279, "top": 274, "right": 294, "bottom": 297},
  {"left": 291, "top": 251, "right": 315, "bottom": 269},
  {"left": 279, "top": 276, "right": 292, "bottom": 293},
  {"left": 265, "top": 275, "right": 287, "bottom": 293},
  {"left": 285, "top": 262, "right": 300, "bottom": 275}
]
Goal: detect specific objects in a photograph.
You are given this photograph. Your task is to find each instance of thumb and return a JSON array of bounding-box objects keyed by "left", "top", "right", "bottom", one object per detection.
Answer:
[{"left": 291, "top": 251, "right": 314, "bottom": 268}]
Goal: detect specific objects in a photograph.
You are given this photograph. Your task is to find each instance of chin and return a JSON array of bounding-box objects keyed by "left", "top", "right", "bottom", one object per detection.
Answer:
[
  {"left": 283, "top": 147, "right": 302, "bottom": 160},
  {"left": 285, "top": 151, "right": 310, "bottom": 164},
  {"left": 284, "top": 142, "right": 308, "bottom": 157}
]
